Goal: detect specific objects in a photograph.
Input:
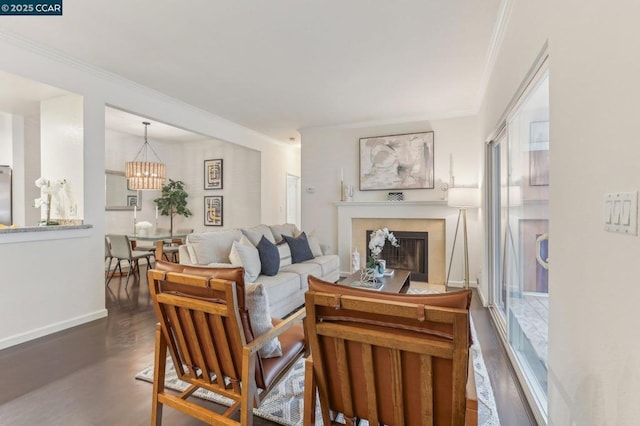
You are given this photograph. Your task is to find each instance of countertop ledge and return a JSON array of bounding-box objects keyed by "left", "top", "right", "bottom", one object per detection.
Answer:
[{"left": 0, "top": 224, "right": 92, "bottom": 234}]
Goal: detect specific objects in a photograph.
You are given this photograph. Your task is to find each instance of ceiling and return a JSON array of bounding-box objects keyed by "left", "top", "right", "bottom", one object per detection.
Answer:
[
  {"left": 105, "top": 107, "right": 207, "bottom": 144},
  {"left": 0, "top": 71, "right": 69, "bottom": 117},
  {"left": 0, "top": 0, "right": 503, "bottom": 143},
  {"left": 0, "top": 71, "right": 205, "bottom": 142}
]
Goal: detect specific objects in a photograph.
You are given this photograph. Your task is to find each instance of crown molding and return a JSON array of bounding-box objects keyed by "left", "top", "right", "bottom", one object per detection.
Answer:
[
  {"left": 298, "top": 108, "right": 477, "bottom": 134},
  {"left": 472, "top": 0, "right": 514, "bottom": 112}
]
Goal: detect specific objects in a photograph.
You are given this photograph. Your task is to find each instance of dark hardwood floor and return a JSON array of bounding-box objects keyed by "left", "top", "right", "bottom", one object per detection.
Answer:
[{"left": 0, "top": 269, "right": 536, "bottom": 425}]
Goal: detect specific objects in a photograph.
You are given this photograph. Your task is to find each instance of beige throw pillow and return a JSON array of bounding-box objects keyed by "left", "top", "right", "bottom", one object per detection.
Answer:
[
  {"left": 229, "top": 235, "right": 261, "bottom": 282},
  {"left": 245, "top": 282, "right": 282, "bottom": 358},
  {"left": 307, "top": 236, "right": 323, "bottom": 257}
]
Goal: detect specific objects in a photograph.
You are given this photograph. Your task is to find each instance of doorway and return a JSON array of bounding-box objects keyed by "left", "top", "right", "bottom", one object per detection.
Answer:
[{"left": 286, "top": 173, "right": 300, "bottom": 227}]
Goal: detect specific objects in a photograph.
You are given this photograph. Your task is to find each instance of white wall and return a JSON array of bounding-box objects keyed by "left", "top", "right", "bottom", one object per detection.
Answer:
[
  {"left": 23, "top": 115, "right": 41, "bottom": 226},
  {"left": 105, "top": 128, "right": 263, "bottom": 233},
  {"left": 0, "top": 32, "right": 299, "bottom": 350},
  {"left": 0, "top": 113, "right": 11, "bottom": 165},
  {"left": 41, "top": 94, "right": 83, "bottom": 220},
  {"left": 478, "top": 0, "right": 550, "bottom": 139},
  {"left": 261, "top": 143, "right": 301, "bottom": 225},
  {"left": 300, "top": 117, "right": 483, "bottom": 287},
  {"left": 546, "top": 1, "right": 640, "bottom": 424},
  {"left": 177, "top": 139, "right": 263, "bottom": 231},
  {"left": 0, "top": 112, "right": 43, "bottom": 226}
]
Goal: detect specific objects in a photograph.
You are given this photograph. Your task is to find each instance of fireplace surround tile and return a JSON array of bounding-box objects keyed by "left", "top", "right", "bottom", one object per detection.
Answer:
[{"left": 353, "top": 218, "right": 445, "bottom": 284}]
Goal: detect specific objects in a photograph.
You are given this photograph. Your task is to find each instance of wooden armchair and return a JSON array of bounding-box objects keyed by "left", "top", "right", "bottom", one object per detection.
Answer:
[
  {"left": 147, "top": 266, "right": 306, "bottom": 425},
  {"left": 303, "top": 276, "right": 474, "bottom": 426}
]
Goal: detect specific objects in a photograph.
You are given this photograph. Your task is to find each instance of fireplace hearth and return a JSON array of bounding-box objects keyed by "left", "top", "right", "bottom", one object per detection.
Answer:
[{"left": 366, "top": 230, "right": 428, "bottom": 282}]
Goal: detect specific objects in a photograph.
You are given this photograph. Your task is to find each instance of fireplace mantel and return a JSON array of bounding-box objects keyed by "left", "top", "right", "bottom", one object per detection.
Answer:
[
  {"left": 335, "top": 200, "right": 448, "bottom": 207},
  {"left": 336, "top": 200, "right": 461, "bottom": 280}
]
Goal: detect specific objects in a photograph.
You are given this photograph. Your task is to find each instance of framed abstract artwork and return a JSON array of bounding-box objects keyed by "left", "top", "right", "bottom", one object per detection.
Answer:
[
  {"left": 204, "top": 196, "right": 223, "bottom": 226},
  {"left": 204, "top": 159, "right": 223, "bottom": 190},
  {"left": 359, "top": 131, "right": 434, "bottom": 190}
]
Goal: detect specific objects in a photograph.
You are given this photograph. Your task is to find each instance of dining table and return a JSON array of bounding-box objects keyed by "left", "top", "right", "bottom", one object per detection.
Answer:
[{"left": 128, "top": 232, "right": 189, "bottom": 261}]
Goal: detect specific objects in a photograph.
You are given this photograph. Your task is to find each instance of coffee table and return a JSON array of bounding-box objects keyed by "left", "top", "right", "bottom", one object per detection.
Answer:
[{"left": 340, "top": 269, "right": 411, "bottom": 293}]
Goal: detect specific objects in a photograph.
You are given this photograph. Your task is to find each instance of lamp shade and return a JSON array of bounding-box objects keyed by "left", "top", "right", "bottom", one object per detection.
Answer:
[
  {"left": 124, "top": 121, "right": 166, "bottom": 190},
  {"left": 448, "top": 187, "right": 480, "bottom": 208},
  {"left": 125, "top": 161, "right": 166, "bottom": 190}
]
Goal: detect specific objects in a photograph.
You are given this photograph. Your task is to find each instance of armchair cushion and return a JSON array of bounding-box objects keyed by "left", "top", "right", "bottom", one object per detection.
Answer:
[
  {"left": 260, "top": 319, "right": 305, "bottom": 388},
  {"left": 246, "top": 282, "right": 282, "bottom": 358}
]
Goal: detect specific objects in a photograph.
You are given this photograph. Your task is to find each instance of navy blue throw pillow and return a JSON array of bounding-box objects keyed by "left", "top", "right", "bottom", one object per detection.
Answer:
[
  {"left": 282, "top": 232, "right": 314, "bottom": 264},
  {"left": 257, "top": 235, "right": 280, "bottom": 276}
]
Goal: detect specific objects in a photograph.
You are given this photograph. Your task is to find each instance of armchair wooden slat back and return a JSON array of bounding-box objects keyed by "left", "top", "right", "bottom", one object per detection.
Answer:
[
  {"left": 148, "top": 268, "right": 306, "bottom": 425},
  {"left": 148, "top": 270, "right": 253, "bottom": 425},
  {"left": 304, "top": 285, "right": 470, "bottom": 426},
  {"left": 150, "top": 271, "right": 246, "bottom": 393}
]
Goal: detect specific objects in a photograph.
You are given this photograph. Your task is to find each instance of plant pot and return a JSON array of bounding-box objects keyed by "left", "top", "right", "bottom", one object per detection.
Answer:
[{"left": 374, "top": 260, "right": 386, "bottom": 277}]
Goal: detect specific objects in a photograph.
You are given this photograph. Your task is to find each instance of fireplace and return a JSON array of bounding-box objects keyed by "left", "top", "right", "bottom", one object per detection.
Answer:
[
  {"left": 366, "top": 230, "right": 428, "bottom": 282},
  {"left": 350, "top": 217, "right": 446, "bottom": 284}
]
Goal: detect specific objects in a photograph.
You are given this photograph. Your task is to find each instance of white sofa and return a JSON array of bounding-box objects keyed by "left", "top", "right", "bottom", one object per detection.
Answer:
[{"left": 178, "top": 224, "right": 340, "bottom": 318}]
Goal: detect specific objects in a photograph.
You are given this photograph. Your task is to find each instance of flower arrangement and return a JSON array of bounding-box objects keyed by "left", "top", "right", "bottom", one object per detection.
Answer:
[
  {"left": 366, "top": 227, "right": 399, "bottom": 269},
  {"left": 135, "top": 220, "right": 154, "bottom": 236},
  {"left": 33, "top": 177, "right": 67, "bottom": 225}
]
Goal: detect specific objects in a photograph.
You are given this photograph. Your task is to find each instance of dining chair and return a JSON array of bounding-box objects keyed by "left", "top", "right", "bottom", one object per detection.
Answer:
[
  {"left": 105, "top": 234, "right": 153, "bottom": 289},
  {"left": 104, "top": 236, "right": 115, "bottom": 283},
  {"left": 161, "top": 228, "right": 193, "bottom": 262}
]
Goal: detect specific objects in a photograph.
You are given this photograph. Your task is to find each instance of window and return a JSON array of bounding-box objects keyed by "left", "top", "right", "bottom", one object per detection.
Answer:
[{"left": 487, "top": 64, "right": 549, "bottom": 420}]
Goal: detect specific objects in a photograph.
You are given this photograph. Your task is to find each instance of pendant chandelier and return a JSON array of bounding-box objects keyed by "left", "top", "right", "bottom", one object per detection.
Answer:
[{"left": 125, "top": 121, "right": 166, "bottom": 190}]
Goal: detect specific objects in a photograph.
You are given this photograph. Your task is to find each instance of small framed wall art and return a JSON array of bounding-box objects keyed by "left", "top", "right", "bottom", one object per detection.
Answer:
[
  {"left": 360, "top": 131, "right": 434, "bottom": 190},
  {"left": 204, "top": 196, "right": 223, "bottom": 226},
  {"left": 204, "top": 159, "right": 223, "bottom": 190}
]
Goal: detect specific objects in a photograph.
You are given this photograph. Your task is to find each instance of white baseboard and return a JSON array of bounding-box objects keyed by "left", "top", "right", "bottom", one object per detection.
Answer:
[
  {"left": 0, "top": 309, "right": 108, "bottom": 351},
  {"left": 446, "top": 280, "right": 479, "bottom": 289},
  {"left": 475, "top": 285, "right": 489, "bottom": 306}
]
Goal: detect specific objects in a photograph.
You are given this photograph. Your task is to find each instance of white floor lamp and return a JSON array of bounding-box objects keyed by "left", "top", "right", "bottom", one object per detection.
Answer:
[{"left": 446, "top": 187, "right": 480, "bottom": 291}]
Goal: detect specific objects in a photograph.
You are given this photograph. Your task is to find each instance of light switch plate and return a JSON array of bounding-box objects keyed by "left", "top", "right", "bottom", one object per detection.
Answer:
[{"left": 604, "top": 191, "right": 637, "bottom": 235}]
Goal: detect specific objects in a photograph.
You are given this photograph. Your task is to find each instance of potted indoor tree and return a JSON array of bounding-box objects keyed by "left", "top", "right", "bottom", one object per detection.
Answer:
[{"left": 154, "top": 179, "right": 192, "bottom": 235}]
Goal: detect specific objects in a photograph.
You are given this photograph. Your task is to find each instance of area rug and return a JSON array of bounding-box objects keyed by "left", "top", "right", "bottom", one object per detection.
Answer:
[{"left": 136, "top": 305, "right": 500, "bottom": 425}]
